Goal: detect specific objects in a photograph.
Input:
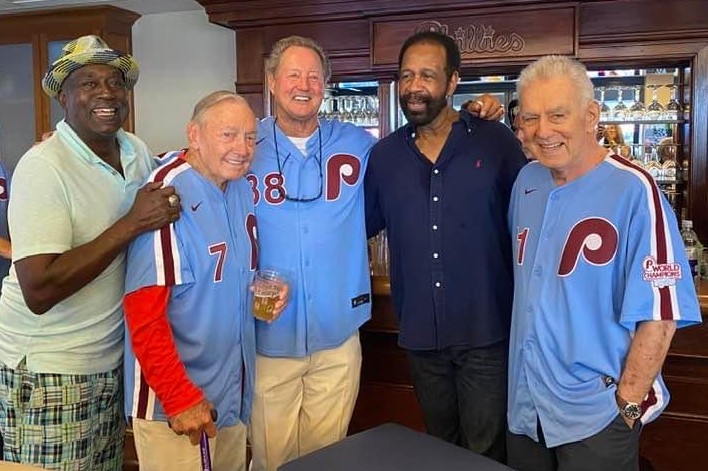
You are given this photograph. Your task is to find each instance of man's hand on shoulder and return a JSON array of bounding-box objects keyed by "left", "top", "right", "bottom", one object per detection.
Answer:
[
  {"left": 462, "top": 94, "right": 505, "bottom": 121},
  {"left": 121, "top": 182, "right": 182, "bottom": 238}
]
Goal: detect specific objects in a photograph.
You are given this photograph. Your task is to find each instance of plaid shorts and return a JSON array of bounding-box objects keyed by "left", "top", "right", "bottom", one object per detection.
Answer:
[{"left": 0, "top": 361, "right": 124, "bottom": 471}]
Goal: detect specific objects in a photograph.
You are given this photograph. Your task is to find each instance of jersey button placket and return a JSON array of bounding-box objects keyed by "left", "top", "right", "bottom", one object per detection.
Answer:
[{"left": 430, "top": 166, "right": 443, "bottom": 293}]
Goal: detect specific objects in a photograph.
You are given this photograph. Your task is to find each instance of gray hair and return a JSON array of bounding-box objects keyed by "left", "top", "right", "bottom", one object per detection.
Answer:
[
  {"left": 191, "top": 90, "right": 249, "bottom": 125},
  {"left": 265, "top": 35, "right": 331, "bottom": 84},
  {"left": 517, "top": 55, "right": 595, "bottom": 109}
]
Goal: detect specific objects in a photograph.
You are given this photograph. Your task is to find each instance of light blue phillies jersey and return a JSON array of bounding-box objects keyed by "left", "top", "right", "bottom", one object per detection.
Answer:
[
  {"left": 507, "top": 153, "right": 701, "bottom": 448},
  {"left": 248, "top": 118, "right": 376, "bottom": 357},
  {"left": 124, "top": 152, "right": 258, "bottom": 428}
]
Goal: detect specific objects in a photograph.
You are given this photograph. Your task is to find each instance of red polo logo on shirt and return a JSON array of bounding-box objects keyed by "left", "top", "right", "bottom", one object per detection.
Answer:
[{"left": 642, "top": 256, "right": 682, "bottom": 288}]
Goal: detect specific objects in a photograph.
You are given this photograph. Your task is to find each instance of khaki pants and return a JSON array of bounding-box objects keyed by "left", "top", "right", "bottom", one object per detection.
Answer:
[
  {"left": 132, "top": 418, "right": 247, "bottom": 471},
  {"left": 249, "top": 332, "right": 362, "bottom": 471}
]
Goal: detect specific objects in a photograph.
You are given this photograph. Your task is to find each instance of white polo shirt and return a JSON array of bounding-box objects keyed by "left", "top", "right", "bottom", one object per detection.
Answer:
[{"left": 0, "top": 120, "right": 155, "bottom": 375}]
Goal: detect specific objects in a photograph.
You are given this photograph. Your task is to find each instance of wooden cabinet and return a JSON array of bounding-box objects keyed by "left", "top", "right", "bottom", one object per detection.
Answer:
[{"left": 0, "top": 6, "right": 139, "bottom": 172}]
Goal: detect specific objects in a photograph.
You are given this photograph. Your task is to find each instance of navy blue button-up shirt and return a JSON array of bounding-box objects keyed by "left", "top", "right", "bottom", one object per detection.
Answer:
[{"left": 365, "top": 110, "right": 526, "bottom": 350}]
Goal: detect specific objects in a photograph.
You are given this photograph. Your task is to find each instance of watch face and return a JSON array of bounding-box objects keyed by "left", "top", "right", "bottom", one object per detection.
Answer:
[{"left": 623, "top": 403, "right": 642, "bottom": 420}]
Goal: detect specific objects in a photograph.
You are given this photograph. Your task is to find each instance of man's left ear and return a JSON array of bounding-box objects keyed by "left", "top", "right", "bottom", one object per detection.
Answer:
[{"left": 586, "top": 100, "right": 601, "bottom": 132}]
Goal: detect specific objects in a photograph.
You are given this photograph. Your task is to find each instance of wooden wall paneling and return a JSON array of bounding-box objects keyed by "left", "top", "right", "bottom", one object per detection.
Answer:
[
  {"left": 371, "top": 4, "right": 578, "bottom": 67},
  {"left": 349, "top": 382, "right": 425, "bottom": 434},
  {"left": 668, "top": 314, "right": 708, "bottom": 357},
  {"left": 235, "top": 29, "right": 266, "bottom": 116},
  {"left": 238, "top": 84, "right": 269, "bottom": 120},
  {"left": 689, "top": 45, "right": 708, "bottom": 241},
  {"left": 366, "top": 294, "right": 398, "bottom": 333},
  {"left": 639, "top": 415, "right": 708, "bottom": 471},
  {"left": 199, "top": 0, "right": 573, "bottom": 28},
  {"left": 258, "top": 19, "right": 370, "bottom": 54},
  {"left": 662, "top": 374, "right": 708, "bottom": 417},
  {"left": 378, "top": 81, "right": 393, "bottom": 137},
  {"left": 236, "top": 29, "right": 265, "bottom": 84},
  {"left": 580, "top": 0, "right": 708, "bottom": 43},
  {"left": 360, "top": 331, "right": 412, "bottom": 385}
]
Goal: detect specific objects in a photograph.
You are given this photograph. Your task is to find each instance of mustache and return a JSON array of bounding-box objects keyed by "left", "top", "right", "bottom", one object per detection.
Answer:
[{"left": 401, "top": 92, "right": 430, "bottom": 103}]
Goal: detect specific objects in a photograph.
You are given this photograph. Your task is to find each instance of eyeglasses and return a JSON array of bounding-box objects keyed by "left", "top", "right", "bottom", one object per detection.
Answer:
[{"left": 273, "top": 120, "right": 323, "bottom": 202}]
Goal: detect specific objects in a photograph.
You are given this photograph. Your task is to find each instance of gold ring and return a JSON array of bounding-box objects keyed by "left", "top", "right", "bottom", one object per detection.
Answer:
[{"left": 168, "top": 194, "right": 179, "bottom": 207}]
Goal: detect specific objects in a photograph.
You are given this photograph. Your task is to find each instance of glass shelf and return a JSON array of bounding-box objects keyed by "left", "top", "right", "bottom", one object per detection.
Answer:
[{"left": 600, "top": 119, "right": 686, "bottom": 125}]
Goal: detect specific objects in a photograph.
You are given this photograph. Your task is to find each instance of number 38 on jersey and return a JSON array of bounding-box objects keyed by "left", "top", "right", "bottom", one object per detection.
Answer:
[{"left": 246, "top": 153, "right": 361, "bottom": 205}]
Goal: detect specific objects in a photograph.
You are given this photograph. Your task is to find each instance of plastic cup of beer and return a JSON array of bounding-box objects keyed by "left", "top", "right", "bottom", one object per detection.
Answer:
[{"left": 252, "top": 269, "right": 286, "bottom": 322}]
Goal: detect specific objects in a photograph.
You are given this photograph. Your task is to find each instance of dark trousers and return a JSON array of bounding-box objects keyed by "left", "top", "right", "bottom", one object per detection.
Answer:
[
  {"left": 406, "top": 341, "right": 508, "bottom": 463},
  {"left": 507, "top": 415, "right": 641, "bottom": 471}
]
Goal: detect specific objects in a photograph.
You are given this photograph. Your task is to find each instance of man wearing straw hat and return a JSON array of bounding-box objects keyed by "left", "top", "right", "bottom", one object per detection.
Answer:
[{"left": 0, "top": 35, "right": 179, "bottom": 470}]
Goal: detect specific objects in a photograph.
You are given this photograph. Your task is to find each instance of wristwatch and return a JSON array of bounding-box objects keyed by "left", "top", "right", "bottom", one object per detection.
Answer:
[{"left": 616, "top": 394, "right": 642, "bottom": 420}]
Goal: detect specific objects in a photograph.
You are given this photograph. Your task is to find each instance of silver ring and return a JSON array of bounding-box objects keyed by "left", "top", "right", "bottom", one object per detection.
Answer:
[{"left": 168, "top": 194, "right": 179, "bottom": 207}]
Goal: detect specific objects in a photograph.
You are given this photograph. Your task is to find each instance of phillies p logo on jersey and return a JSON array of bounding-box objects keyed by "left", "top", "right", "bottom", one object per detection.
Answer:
[
  {"left": 558, "top": 218, "right": 618, "bottom": 276},
  {"left": 326, "top": 153, "right": 361, "bottom": 201},
  {"left": 517, "top": 218, "right": 620, "bottom": 276}
]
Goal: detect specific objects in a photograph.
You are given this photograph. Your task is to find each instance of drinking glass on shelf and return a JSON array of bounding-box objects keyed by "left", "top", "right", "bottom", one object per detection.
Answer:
[
  {"left": 645, "top": 146, "right": 663, "bottom": 179},
  {"left": 645, "top": 84, "right": 665, "bottom": 120},
  {"left": 340, "top": 96, "right": 354, "bottom": 123},
  {"left": 366, "top": 96, "right": 379, "bottom": 127},
  {"left": 665, "top": 85, "right": 682, "bottom": 121},
  {"left": 318, "top": 97, "right": 327, "bottom": 119},
  {"left": 598, "top": 87, "right": 611, "bottom": 122},
  {"left": 353, "top": 97, "right": 367, "bottom": 126},
  {"left": 368, "top": 230, "right": 389, "bottom": 276},
  {"left": 612, "top": 87, "right": 628, "bottom": 121},
  {"left": 630, "top": 144, "right": 645, "bottom": 163},
  {"left": 327, "top": 97, "right": 341, "bottom": 121},
  {"left": 628, "top": 86, "right": 646, "bottom": 120}
]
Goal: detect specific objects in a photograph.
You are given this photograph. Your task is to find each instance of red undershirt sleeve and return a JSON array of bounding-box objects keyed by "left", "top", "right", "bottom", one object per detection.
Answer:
[{"left": 124, "top": 285, "right": 204, "bottom": 418}]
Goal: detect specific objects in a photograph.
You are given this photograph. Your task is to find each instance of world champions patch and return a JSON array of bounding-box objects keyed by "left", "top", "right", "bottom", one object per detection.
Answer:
[{"left": 642, "top": 256, "right": 682, "bottom": 288}]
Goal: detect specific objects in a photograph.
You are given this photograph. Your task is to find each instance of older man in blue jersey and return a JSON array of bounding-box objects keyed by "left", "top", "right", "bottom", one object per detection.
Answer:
[
  {"left": 507, "top": 55, "right": 701, "bottom": 470},
  {"left": 247, "top": 35, "right": 504, "bottom": 471},
  {"left": 123, "top": 91, "right": 284, "bottom": 471}
]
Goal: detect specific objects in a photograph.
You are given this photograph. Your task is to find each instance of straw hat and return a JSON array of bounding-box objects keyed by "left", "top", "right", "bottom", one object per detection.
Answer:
[{"left": 41, "top": 35, "right": 139, "bottom": 98}]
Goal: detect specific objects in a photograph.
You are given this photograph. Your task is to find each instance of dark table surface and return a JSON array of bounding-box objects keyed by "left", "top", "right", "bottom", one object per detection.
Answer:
[{"left": 279, "top": 423, "right": 513, "bottom": 470}]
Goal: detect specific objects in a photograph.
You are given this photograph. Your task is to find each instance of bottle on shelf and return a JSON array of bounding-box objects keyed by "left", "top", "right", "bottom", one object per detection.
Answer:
[
  {"left": 680, "top": 220, "right": 700, "bottom": 285},
  {"left": 645, "top": 147, "right": 662, "bottom": 180}
]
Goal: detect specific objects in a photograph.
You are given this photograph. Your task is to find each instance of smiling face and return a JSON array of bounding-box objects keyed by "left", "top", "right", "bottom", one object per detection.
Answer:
[
  {"left": 519, "top": 76, "right": 601, "bottom": 181},
  {"left": 58, "top": 64, "right": 129, "bottom": 144},
  {"left": 398, "top": 42, "right": 458, "bottom": 126},
  {"left": 188, "top": 99, "right": 257, "bottom": 188},
  {"left": 268, "top": 45, "right": 325, "bottom": 131}
]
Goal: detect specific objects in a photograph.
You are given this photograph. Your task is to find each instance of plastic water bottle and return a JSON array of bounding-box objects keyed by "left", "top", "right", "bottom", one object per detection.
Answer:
[{"left": 680, "top": 220, "right": 699, "bottom": 285}]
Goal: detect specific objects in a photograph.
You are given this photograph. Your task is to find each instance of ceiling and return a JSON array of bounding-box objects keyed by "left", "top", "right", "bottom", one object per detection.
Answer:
[{"left": 0, "top": 0, "right": 204, "bottom": 14}]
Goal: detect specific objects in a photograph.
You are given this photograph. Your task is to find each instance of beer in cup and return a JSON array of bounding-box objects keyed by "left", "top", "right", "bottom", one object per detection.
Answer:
[{"left": 252, "top": 269, "right": 286, "bottom": 321}]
